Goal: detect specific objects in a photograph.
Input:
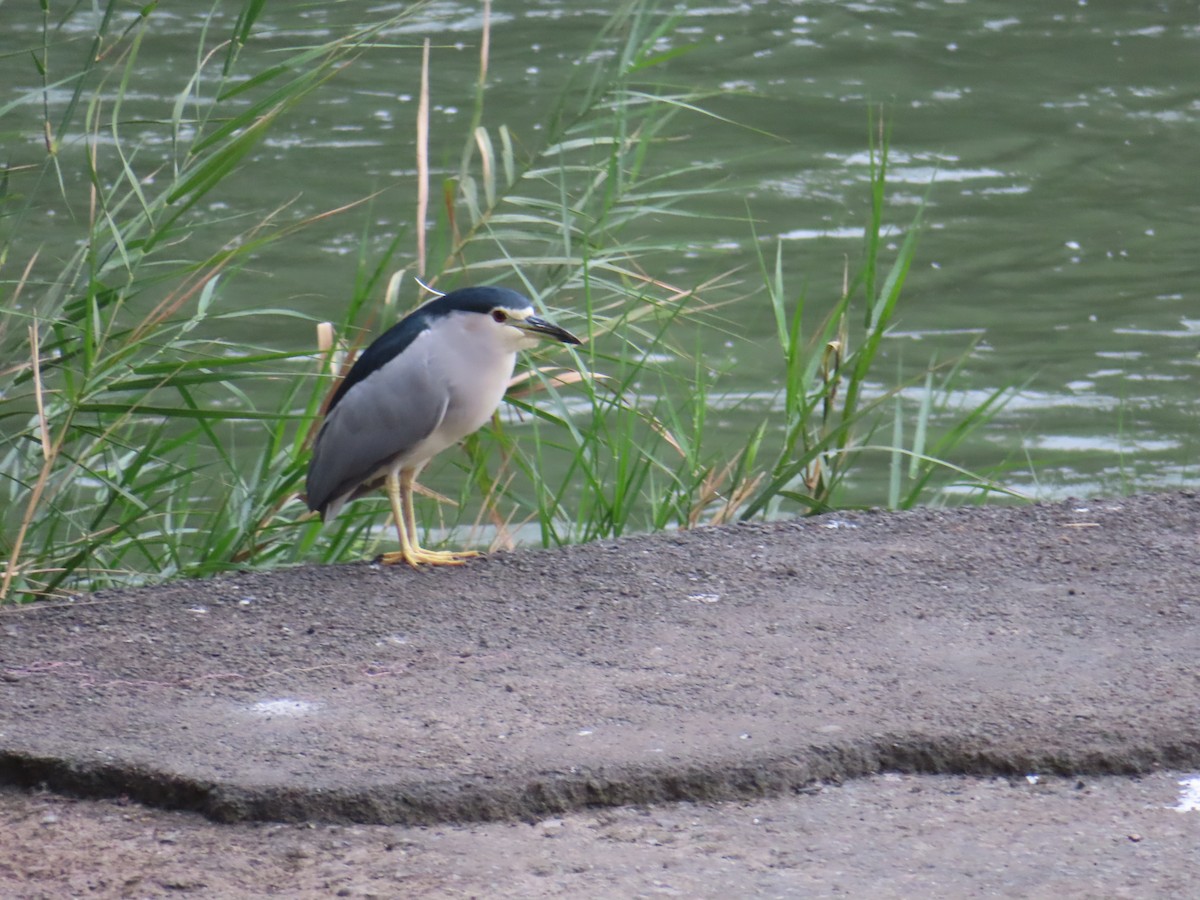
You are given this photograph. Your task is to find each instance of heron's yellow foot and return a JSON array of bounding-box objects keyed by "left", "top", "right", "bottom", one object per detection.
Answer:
[
  {"left": 377, "top": 548, "right": 481, "bottom": 567},
  {"left": 419, "top": 548, "right": 482, "bottom": 562}
]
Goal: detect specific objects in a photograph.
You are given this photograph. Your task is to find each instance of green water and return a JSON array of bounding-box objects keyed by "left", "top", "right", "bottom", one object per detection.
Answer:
[{"left": 5, "top": 2, "right": 1198, "bottom": 510}]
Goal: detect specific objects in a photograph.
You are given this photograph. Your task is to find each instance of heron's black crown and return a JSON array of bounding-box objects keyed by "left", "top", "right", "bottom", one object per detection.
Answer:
[{"left": 325, "top": 286, "right": 534, "bottom": 414}]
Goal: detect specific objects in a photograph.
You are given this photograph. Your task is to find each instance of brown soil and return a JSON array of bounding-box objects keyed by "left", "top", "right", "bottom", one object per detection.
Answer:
[{"left": 5, "top": 771, "right": 1199, "bottom": 898}]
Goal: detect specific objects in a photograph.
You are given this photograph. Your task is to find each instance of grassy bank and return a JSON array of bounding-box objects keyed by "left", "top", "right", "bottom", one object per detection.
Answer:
[{"left": 0, "top": 1, "right": 1017, "bottom": 601}]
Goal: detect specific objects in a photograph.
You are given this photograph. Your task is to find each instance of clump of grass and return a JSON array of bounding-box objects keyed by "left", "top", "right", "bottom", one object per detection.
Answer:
[
  {"left": 1, "top": 3, "right": 423, "bottom": 598},
  {"left": 1, "top": 1, "right": 1017, "bottom": 602},
  {"left": 736, "top": 117, "right": 1022, "bottom": 520}
]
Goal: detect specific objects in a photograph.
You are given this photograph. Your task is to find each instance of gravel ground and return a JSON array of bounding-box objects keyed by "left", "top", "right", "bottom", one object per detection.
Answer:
[{"left": 2, "top": 492, "right": 1198, "bottom": 896}]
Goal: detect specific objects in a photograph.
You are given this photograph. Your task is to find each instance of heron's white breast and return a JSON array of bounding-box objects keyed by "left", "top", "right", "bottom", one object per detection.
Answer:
[{"left": 408, "top": 312, "right": 521, "bottom": 466}]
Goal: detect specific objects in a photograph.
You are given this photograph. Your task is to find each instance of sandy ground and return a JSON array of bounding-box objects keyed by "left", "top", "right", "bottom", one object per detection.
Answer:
[{"left": 4, "top": 772, "right": 1200, "bottom": 898}]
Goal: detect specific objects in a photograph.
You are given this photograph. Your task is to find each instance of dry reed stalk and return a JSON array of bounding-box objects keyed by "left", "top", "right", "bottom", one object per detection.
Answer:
[
  {"left": 416, "top": 38, "right": 431, "bottom": 277},
  {"left": 2, "top": 327, "right": 55, "bottom": 601},
  {"left": 479, "top": 0, "right": 491, "bottom": 85}
]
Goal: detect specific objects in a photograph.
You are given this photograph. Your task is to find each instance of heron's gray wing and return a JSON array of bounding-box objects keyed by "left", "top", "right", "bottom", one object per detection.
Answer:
[{"left": 306, "top": 345, "right": 447, "bottom": 518}]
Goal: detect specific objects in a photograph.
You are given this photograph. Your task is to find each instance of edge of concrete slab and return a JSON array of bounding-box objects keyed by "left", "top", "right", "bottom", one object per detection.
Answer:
[
  {"left": 5, "top": 731, "right": 1200, "bottom": 826},
  {"left": 3, "top": 492, "right": 1198, "bottom": 826}
]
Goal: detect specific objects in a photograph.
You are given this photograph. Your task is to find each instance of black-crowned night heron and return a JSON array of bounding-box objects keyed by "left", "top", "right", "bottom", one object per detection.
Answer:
[{"left": 306, "top": 286, "right": 580, "bottom": 567}]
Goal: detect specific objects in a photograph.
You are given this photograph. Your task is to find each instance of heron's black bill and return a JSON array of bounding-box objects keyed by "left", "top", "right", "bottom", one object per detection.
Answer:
[{"left": 521, "top": 315, "right": 582, "bottom": 345}]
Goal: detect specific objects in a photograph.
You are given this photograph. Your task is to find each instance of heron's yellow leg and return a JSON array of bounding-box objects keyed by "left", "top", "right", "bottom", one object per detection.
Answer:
[
  {"left": 401, "top": 469, "right": 480, "bottom": 563},
  {"left": 377, "top": 469, "right": 480, "bottom": 567}
]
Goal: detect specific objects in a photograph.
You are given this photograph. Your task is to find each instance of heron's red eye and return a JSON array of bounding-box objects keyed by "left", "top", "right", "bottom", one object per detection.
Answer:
[{"left": 491, "top": 309, "right": 508, "bottom": 323}]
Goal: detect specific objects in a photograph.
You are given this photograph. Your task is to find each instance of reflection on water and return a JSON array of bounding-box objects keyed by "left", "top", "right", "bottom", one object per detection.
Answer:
[{"left": 3, "top": 1, "right": 1196, "bottom": 510}]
